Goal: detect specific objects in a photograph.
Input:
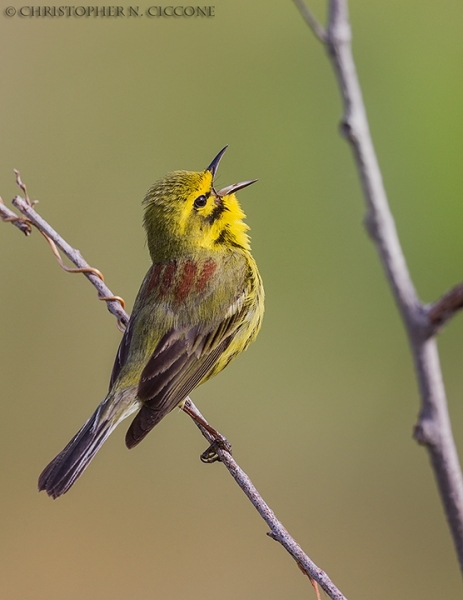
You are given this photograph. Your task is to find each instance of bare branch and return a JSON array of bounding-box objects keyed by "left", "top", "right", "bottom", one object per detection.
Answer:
[
  {"left": 295, "top": 0, "right": 463, "bottom": 574},
  {"left": 2, "top": 176, "right": 348, "bottom": 600}
]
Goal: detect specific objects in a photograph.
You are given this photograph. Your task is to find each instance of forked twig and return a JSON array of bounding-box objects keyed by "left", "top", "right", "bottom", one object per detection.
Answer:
[{"left": 294, "top": 0, "right": 463, "bottom": 574}]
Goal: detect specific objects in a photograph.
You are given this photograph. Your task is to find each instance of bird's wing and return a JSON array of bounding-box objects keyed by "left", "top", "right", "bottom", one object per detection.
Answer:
[
  {"left": 109, "top": 256, "right": 248, "bottom": 391},
  {"left": 125, "top": 297, "right": 248, "bottom": 448}
]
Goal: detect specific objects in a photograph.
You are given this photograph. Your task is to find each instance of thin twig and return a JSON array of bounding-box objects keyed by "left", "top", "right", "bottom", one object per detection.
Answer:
[
  {"left": 294, "top": 0, "right": 463, "bottom": 574},
  {"left": 292, "top": 0, "right": 326, "bottom": 42},
  {"left": 2, "top": 177, "right": 348, "bottom": 600}
]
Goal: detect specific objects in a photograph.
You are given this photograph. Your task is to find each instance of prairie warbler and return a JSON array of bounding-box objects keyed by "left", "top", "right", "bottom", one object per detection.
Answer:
[{"left": 39, "top": 146, "right": 264, "bottom": 498}]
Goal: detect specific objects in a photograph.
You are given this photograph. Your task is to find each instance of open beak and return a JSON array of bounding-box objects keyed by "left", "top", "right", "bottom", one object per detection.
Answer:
[
  {"left": 205, "top": 145, "right": 229, "bottom": 177},
  {"left": 216, "top": 179, "right": 258, "bottom": 197},
  {"left": 206, "top": 146, "right": 258, "bottom": 197}
]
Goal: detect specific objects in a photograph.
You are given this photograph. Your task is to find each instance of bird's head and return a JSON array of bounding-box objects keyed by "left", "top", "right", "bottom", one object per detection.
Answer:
[{"left": 143, "top": 146, "right": 257, "bottom": 260}]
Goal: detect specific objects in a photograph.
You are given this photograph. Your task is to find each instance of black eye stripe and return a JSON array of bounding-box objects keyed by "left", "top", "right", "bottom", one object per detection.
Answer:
[{"left": 194, "top": 195, "right": 207, "bottom": 209}]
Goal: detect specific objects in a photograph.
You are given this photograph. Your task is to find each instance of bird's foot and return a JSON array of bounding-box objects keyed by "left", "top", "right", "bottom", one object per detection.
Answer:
[{"left": 200, "top": 437, "right": 232, "bottom": 463}]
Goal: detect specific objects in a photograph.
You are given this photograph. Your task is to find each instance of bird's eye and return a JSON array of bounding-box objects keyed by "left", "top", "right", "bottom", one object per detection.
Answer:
[{"left": 194, "top": 195, "right": 207, "bottom": 209}]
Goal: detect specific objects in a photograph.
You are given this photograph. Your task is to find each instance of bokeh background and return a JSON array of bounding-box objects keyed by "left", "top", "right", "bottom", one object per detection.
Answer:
[{"left": 1, "top": 1, "right": 463, "bottom": 598}]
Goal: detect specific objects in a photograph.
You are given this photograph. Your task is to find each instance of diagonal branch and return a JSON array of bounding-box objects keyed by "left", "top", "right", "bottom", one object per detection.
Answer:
[
  {"left": 183, "top": 399, "right": 343, "bottom": 600},
  {"left": 2, "top": 183, "right": 348, "bottom": 600},
  {"left": 294, "top": 0, "right": 463, "bottom": 574},
  {"left": 12, "top": 194, "right": 128, "bottom": 330}
]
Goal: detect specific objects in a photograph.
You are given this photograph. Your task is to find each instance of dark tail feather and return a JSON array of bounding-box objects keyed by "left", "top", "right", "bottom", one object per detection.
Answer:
[{"left": 38, "top": 404, "right": 116, "bottom": 499}]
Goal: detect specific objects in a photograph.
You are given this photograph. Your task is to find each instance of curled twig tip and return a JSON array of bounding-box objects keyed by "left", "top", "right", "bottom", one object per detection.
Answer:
[{"left": 13, "top": 169, "right": 31, "bottom": 204}]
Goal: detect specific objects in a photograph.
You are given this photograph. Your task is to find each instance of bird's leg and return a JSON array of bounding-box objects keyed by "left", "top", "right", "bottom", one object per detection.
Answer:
[{"left": 181, "top": 399, "right": 232, "bottom": 463}]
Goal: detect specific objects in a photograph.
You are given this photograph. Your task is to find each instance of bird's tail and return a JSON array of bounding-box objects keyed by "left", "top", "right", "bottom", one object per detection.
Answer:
[{"left": 38, "top": 391, "right": 138, "bottom": 499}]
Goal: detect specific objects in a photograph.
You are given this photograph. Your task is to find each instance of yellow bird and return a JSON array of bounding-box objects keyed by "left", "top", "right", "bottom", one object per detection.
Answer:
[{"left": 39, "top": 146, "right": 264, "bottom": 498}]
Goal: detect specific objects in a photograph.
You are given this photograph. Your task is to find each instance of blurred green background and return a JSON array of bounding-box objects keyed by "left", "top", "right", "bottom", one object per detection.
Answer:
[{"left": 1, "top": 1, "right": 463, "bottom": 598}]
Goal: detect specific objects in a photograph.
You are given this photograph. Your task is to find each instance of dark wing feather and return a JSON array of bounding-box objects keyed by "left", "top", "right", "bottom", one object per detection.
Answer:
[
  {"left": 125, "top": 308, "right": 245, "bottom": 449},
  {"left": 137, "top": 332, "right": 193, "bottom": 400},
  {"left": 125, "top": 337, "right": 231, "bottom": 448}
]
